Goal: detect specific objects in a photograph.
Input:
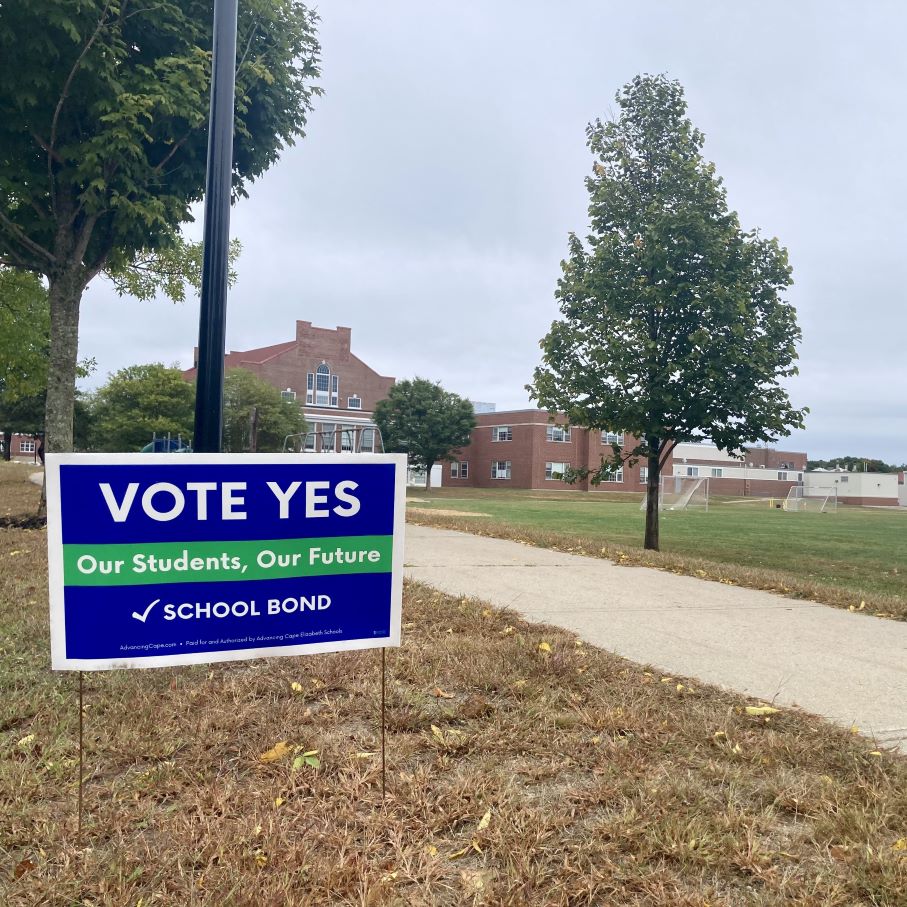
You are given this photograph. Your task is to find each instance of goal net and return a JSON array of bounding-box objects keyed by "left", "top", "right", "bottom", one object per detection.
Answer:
[
  {"left": 783, "top": 485, "right": 837, "bottom": 513},
  {"left": 640, "top": 476, "right": 710, "bottom": 511}
]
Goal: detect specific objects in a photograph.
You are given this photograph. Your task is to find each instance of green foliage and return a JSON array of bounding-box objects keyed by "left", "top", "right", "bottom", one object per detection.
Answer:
[
  {"left": 89, "top": 363, "right": 195, "bottom": 452},
  {"left": 529, "top": 74, "right": 807, "bottom": 547},
  {"left": 104, "top": 238, "right": 242, "bottom": 304},
  {"left": 0, "top": 1, "right": 321, "bottom": 451},
  {"left": 0, "top": 269, "right": 49, "bottom": 401},
  {"left": 222, "top": 368, "right": 306, "bottom": 453},
  {"left": 374, "top": 379, "right": 476, "bottom": 489},
  {"left": 0, "top": 1, "right": 321, "bottom": 273}
]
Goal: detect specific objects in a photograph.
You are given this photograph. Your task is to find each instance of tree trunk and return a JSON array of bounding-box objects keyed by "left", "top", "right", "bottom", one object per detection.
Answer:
[
  {"left": 424, "top": 460, "right": 434, "bottom": 494},
  {"left": 644, "top": 437, "right": 661, "bottom": 551},
  {"left": 1, "top": 431, "right": 10, "bottom": 461},
  {"left": 45, "top": 270, "right": 87, "bottom": 453}
]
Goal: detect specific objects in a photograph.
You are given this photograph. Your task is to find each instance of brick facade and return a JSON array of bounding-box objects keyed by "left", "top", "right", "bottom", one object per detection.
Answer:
[
  {"left": 447, "top": 410, "right": 647, "bottom": 493},
  {"left": 183, "top": 321, "right": 394, "bottom": 450},
  {"left": 447, "top": 412, "right": 809, "bottom": 499}
]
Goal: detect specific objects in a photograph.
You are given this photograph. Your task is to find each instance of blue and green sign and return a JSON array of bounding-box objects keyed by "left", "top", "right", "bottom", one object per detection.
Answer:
[{"left": 46, "top": 453, "right": 406, "bottom": 670}]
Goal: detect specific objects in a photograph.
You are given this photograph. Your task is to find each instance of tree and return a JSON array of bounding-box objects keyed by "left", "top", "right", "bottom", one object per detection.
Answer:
[
  {"left": 530, "top": 75, "right": 806, "bottom": 550},
  {"left": 88, "top": 363, "right": 195, "bottom": 452},
  {"left": 0, "top": 1, "right": 321, "bottom": 453},
  {"left": 0, "top": 268, "right": 50, "bottom": 402},
  {"left": 374, "top": 379, "right": 476, "bottom": 493},
  {"left": 807, "top": 456, "right": 906, "bottom": 474},
  {"left": 222, "top": 368, "right": 306, "bottom": 453}
]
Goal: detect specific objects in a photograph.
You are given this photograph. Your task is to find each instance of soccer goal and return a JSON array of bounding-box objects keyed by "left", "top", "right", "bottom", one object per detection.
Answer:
[
  {"left": 640, "top": 476, "right": 710, "bottom": 511},
  {"left": 783, "top": 485, "right": 837, "bottom": 513}
]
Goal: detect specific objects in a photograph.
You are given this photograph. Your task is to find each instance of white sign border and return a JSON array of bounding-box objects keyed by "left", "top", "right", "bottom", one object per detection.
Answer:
[{"left": 46, "top": 452, "right": 407, "bottom": 671}]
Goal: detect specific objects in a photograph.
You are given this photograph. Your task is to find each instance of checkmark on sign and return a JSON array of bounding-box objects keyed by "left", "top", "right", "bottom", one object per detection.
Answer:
[{"left": 132, "top": 599, "right": 160, "bottom": 623}]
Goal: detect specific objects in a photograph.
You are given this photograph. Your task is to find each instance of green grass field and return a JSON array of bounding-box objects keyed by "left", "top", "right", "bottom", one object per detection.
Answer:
[{"left": 407, "top": 488, "right": 907, "bottom": 619}]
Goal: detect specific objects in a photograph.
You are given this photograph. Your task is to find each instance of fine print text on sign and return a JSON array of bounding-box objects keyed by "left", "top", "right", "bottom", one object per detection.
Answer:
[{"left": 46, "top": 453, "right": 406, "bottom": 670}]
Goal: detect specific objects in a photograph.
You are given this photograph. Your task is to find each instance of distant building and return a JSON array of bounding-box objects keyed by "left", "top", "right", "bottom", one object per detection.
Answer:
[
  {"left": 671, "top": 442, "right": 807, "bottom": 498},
  {"left": 184, "top": 321, "right": 394, "bottom": 450},
  {"left": 0, "top": 433, "right": 40, "bottom": 462},
  {"left": 445, "top": 409, "right": 646, "bottom": 491},
  {"left": 446, "top": 412, "right": 808, "bottom": 497},
  {"left": 805, "top": 469, "right": 899, "bottom": 506}
]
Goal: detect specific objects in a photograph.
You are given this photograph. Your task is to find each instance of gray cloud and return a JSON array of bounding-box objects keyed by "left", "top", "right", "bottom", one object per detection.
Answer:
[{"left": 78, "top": 0, "right": 907, "bottom": 461}]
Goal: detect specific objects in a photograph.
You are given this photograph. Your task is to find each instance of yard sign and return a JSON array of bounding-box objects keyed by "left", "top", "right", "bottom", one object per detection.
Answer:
[{"left": 46, "top": 453, "right": 406, "bottom": 670}]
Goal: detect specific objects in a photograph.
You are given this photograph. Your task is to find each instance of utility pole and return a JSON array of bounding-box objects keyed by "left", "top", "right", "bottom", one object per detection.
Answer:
[{"left": 193, "top": 0, "right": 239, "bottom": 453}]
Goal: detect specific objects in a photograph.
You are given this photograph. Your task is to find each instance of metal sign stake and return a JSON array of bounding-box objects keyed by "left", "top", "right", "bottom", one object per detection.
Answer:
[
  {"left": 381, "top": 647, "right": 386, "bottom": 801},
  {"left": 77, "top": 671, "right": 84, "bottom": 840}
]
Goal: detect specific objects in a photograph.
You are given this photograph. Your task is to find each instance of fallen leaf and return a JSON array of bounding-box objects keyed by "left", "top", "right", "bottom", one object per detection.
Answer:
[
  {"left": 477, "top": 809, "right": 492, "bottom": 832},
  {"left": 431, "top": 725, "right": 445, "bottom": 742},
  {"left": 16, "top": 734, "right": 35, "bottom": 748},
  {"left": 14, "top": 859, "right": 35, "bottom": 879},
  {"left": 259, "top": 741, "right": 291, "bottom": 763},
  {"left": 352, "top": 751, "right": 376, "bottom": 759},
  {"left": 537, "top": 641, "right": 552, "bottom": 653},
  {"left": 481, "top": 609, "right": 492, "bottom": 618},
  {"left": 745, "top": 705, "right": 780, "bottom": 717},
  {"left": 290, "top": 681, "right": 303, "bottom": 693},
  {"left": 432, "top": 687, "right": 455, "bottom": 699},
  {"left": 449, "top": 846, "right": 470, "bottom": 859},
  {"left": 291, "top": 750, "right": 320, "bottom": 770},
  {"left": 893, "top": 838, "right": 907, "bottom": 852},
  {"left": 273, "top": 797, "right": 284, "bottom": 808},
  {"left": 426, "top": 844, "right": 439, "bottom": 856},
  {"left": 254, "top": 851, "right": 268, "bottom": 868}
]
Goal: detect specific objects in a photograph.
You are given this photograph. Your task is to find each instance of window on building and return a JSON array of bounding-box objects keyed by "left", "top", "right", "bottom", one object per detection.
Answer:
[
  {"left": 546, "top": 425, "right": 571, "bottom": 442},
  {"left": 460, "top": 461, "right": 468, "bottom": 479},
  {"left": 359, "top": 428, "right": 375, "bottom": 452},
  {"left": 347, "top": 395, "right": 362, "bottom": 410},
  {"left": 20, "top": 439, "right": 35, "bottom": 453},
  {"left": 686, "top": 466, "right": 699, "bottom": 477},
  {"left": 602, "top": 431, "right": 623, "bottom": 445},
  {"left": 798, "top": 473, "right": 803, "bottom": 482},
  {"left": 839, "top": 475, "right": 848, "bottom": 483},
  {"left": 340, "top": 426, "right": 354, "bottom": 452},
  {"left": 778, "top": 471, "right": 788, "bottom": 481},
  {"left": 491, "top": 460, "right": 511, "bottom": 480},
  {"left": 711, "top": 467, "right": 723, "bottom": 478},
  {"left": 602, "top": 466, "right": 624, "bottom": 482},
  {"left": 281, "top": 388, "right": 297, "bottom": 401},
  {"left": 491, "top": 425, "right": 512, "bottom": 442},
  {"left": 545, "top": 461, "right": 570, "bottom": 481},
  {"left": 331, "top": 374, "right": 339, "bottom": 407},
  {"left": 303, "top": 432, "right": 316, "bottom": 451},
  {"left": 639, "top": 466, "right": 648, "bottom": 483},
  {"left": 321, "top": 422, "right": 335, "bottom": 452},
  {"left": 306, "top": 372, "right": 314, "bottom": 404},
  {"left": 451, "top": 462, "right": 459, "bottom": 478},
  {"left": 315, "top": 363, "right": 330, "bottom": 406}
]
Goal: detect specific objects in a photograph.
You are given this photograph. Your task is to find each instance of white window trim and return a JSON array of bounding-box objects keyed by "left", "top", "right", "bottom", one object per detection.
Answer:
[
  {"left": 491, "top": 460, "right": 511, "bottom": 480},
  {"left": 546, "top": 425, "right": 571, "bottom": 443},
  {"left": 545, "top": 461, "right": 570, "bottom": 481},
  {"left": 491, "top": 426, "right": 512, "bottom": 442}
]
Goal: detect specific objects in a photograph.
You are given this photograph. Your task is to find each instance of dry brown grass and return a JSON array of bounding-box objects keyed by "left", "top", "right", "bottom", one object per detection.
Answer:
[
  {"left": 2, "top": 463, "right": 907, "bottom": 905},
  {"left": 406, "top": 509, "right": 907, "bottom": 621}
]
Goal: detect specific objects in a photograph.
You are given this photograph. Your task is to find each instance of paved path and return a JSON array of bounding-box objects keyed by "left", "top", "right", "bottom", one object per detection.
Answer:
[{"left": 404, "top": 524, "right": 907, "bottom": 752}]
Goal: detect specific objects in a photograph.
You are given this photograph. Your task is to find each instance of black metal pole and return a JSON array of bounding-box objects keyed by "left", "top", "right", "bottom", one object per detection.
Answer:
[{"left": 193, "top": 0, "right": 239, "bottom": 453}]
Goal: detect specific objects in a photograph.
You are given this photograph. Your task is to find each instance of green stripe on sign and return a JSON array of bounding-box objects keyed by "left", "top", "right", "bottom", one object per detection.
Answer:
[{"left": 63, "top": 535, "right": 393, "bottom": 587}]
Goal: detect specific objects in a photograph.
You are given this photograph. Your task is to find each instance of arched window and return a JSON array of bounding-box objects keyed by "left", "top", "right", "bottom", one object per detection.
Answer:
[{"left": 306, "top": 362, "right": 340, "bottom": 407}]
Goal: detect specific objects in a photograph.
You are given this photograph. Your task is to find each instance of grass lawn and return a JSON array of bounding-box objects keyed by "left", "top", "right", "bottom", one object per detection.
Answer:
[
  {"left": 406, "top": 487, "right": 907, "bottom": 620},
  {"left": 1, "top": 462, "right": 907, "bottom": 905}
]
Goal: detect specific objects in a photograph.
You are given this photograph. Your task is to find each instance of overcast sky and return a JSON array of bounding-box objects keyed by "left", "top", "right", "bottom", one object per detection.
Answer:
[{"left": 78, "top": 1, "right": 907, "bottom": 461}]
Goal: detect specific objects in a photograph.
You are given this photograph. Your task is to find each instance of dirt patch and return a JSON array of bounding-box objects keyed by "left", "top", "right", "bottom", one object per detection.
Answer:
[{"left": 407, "top": 507, "right": 488, "bottom": 518}]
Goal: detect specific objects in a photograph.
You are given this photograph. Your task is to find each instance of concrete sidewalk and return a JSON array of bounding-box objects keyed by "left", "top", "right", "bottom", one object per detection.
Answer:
[{"left": 404, "top": 524, "right": 907, "bottom": 752}]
